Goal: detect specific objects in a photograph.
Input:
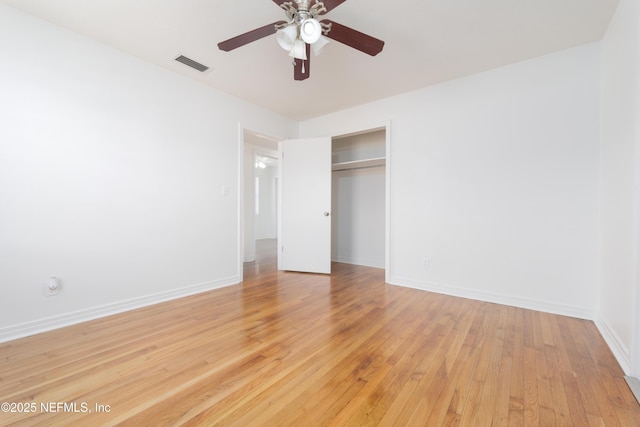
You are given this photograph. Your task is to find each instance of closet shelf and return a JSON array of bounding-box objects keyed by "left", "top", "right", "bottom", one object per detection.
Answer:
[{"left": 332, "top": 157, "right": 386, "bottom": 171}]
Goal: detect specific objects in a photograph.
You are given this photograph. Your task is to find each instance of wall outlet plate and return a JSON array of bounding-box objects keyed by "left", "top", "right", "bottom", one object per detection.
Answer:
[{"left": 43, "top": 277, "right": 61, "bottom": 297}]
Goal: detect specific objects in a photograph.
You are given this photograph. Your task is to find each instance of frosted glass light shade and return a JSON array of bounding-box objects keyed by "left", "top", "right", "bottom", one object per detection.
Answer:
[
  {"left": 276, "top": 24, "right": 297, "bottom": 51},
  {"left": 311, "top": 35, "right": 329, "bottom": 56},
  {"left": 300, "top": 18, "right": 321, "bottom": 44},
  {"left": 288, "top": 39, "right": 307, "bottom": 60}
]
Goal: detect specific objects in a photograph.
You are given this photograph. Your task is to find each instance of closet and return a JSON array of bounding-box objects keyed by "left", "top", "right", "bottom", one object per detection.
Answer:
[{"left": 331, "top": 129, "right": 386, "bottom": 269}]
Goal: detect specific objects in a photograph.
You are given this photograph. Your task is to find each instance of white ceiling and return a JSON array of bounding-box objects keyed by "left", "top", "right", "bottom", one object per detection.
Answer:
[{"left": 1, "top": 0, "right": 618, "bottom": 120}]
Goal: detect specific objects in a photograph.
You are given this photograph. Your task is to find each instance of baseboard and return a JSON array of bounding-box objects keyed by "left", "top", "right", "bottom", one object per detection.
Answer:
[
  {"left": 625, "top": 376, "right": 640, "bottom": 404},
  {"left": 388, "top": 275, "right": 595, "bottom": 320},
  {"left": 332, "top": 256, "right": 384, "bottom": 269},
  {"left": 595, "top": 314, "right": 632, "bottom": 374},
  {"left": 0, "top": 276, "right": 239, "bottom": 344}
]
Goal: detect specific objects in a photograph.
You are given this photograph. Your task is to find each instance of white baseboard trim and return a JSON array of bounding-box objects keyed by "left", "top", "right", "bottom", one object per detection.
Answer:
[
  {"left": 625, "top": 376, "right": 640, "bottom": 404},
  {"left": 388, "top": 275, "right": 595, "bottom": 320},
  {"left": 595, "top": 315, "right": 632, "bottom": 375},
  {"left": 0, "top": 276, "right": 239, "bottom": 344},
  {"left": 332, "top": 256, "right": 385, "bottom": 269}
]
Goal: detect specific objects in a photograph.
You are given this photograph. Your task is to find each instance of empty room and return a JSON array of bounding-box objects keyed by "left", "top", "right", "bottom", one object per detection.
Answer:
[{"left": 1, "top": 0, "right": 640, "bottom": 425}]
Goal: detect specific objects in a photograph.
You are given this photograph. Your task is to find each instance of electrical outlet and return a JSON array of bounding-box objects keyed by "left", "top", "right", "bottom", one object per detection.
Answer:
[
  {"left": 422, "top": 257, "right": 430, "bottom": 269},
  {"left": 43, "top": 277, "right": 61, "bottom": 297}
]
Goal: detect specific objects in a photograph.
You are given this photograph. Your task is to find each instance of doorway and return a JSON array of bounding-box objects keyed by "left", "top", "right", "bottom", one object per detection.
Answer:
[
  {"left": 331, "top": 128, "right": 387, "bottom": 270},
  {"left": 241, "top": 129, "right": 281, "bottom": 279}
]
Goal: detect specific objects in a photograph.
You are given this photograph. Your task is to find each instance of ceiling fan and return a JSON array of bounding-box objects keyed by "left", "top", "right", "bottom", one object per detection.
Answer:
[{"left": 217, "top": 0, "right": 384, "bottom": 81}]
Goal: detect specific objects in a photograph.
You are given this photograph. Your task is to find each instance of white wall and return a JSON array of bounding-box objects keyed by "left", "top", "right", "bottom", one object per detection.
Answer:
[
  {"left": 332, "top": 167, "right": 385, "bottom": 267},
  {"left": 0, "top": 4, "right": 297, "bottom": 341},
  {"left": 255, "top": 164, "right": 278, "bottom": 240},
  {"left": 598, "top": 0, "right": 640, "bottom": 375},
  {"left": 243, "top": 145, "right": 256, "bottom": 262},
  {"left": 301, "top": 43, "right": 602, "bottom": 319}
]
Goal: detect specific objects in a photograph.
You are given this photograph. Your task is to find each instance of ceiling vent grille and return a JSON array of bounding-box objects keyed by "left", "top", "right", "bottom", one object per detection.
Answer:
[{"left": 174, "top": 55, "right": 210, "bottom": 72}]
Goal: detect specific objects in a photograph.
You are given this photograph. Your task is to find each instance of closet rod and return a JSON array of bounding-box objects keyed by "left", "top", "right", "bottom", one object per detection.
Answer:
[
  {"left": 332, "top": 164, "right": 386, "bottom": 172},
  {"left": 331, "top": 157, "right": 386, "bottom": 172}
]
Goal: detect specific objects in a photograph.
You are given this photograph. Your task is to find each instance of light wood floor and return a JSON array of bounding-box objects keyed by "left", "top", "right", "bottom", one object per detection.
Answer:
[{"left": 1, "top": 239, "right": 639, "bottom": 426}]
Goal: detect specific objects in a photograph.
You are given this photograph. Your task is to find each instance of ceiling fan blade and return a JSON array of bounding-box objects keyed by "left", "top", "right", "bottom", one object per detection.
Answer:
[
  {"left": 321, "top": 19, "right": 384, "bottom": 56},
  {"left": 272, "top": 0, "right": 296, "bottom": 7},
  {"left": 294, "top": 44, "right": 311, "bottom": 80},
  {"left": 315, "top": 0, "right": 347, "bottom": 13},
  {"left": 218, "top": 21, "right": 286, "bottom": 52}
]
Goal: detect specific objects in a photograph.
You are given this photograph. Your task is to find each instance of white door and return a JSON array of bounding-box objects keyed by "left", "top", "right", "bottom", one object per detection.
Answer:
[{"left": 278, "top": 137, "right": 332, "bottom": 273}]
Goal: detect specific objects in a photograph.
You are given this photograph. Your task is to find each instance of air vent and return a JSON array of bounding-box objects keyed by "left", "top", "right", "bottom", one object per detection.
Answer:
[{"left": 174, "top": 55, "right": 210, "bottom": 72}]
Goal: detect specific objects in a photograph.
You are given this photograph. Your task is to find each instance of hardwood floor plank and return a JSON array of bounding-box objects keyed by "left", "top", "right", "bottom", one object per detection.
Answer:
[
  {"left": 507, "top": 307, "right": 525, "bottom": 426},
  {"left": 327, "top": 361, "right": 394, "bottom": 427},
  {"left": 524, "top": 341, "right": 541, "bottom": 425},
  {"left": 350, "top": 296, "right": 460, "bottom": 425},
  {"left": 405, "top": 298, "right": 479, "bottom": 425},
  {"left": 331, "top": 296, "right": 438, "bottom": 424},
  {"left": 1, "top": 239, "right": 639, "bottom": 425},
  {"left": 377, "top": 318, "right": 458, "bottom": 425}
]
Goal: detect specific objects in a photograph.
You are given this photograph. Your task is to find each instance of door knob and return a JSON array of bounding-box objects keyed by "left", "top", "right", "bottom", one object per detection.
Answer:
[{"left": 324, "top": 211, "right": 330, "bottom": 216}]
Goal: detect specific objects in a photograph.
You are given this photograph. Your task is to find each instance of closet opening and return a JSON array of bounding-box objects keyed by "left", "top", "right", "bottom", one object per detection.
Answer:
[{"left": 331, "top": 128, "right": 387, "bottom": 272}]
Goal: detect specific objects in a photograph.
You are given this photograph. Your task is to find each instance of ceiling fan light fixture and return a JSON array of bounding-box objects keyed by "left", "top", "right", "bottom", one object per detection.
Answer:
[
  {"left": 288, "top": 39, "right": 308, "bottom": 60},
  {"left": 311, "top": 35, "right": 330, "bottom": 56},
  {"left": 217, "top": 0, "right": 385, "bottom": 81},
  {"left": 300, "top": 18, "right": 321, "bottom": 44},
  {"left": 276, "top": 24, "right": 298, "bottom": 51}
]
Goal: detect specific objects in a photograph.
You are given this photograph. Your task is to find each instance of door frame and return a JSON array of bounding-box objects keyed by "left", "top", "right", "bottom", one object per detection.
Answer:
[{"left": 329, "top": 121, "right": 391, "bottom": 282}]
